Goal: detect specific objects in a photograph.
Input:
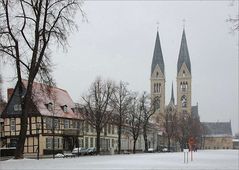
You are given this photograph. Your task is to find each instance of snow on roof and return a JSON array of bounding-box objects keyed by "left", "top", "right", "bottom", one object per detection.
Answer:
[
  {"left": 22, "top": 80, "right": 82, "bottom": 119},
  {"left": 202, "top": 122, "right": 232, "bottom": 137}
]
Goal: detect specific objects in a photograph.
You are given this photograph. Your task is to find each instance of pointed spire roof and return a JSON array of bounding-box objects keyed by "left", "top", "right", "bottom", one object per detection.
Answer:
[
  {"left": 170, "top": 82, "right": 175, "bottom": 104},
  {"left": 151, "top": 31, "right": 164, "bottom": 75},
  {"left": 177, "top": 29, "right": 191, "bottom": 74}
]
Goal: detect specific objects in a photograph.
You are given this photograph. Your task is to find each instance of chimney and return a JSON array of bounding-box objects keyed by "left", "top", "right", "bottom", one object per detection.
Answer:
[{"left": 7, "top": 88, "right": 14, "bottom": 101}]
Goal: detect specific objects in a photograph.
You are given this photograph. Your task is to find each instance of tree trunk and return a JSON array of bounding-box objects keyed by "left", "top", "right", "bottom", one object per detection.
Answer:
[
  {"left": 143, "top": 125, "right": 148, "bottom": 152},
  {"left": 133, "top": 139, "right": 137, "bottom": 154},
  {"left": 167, "top": 136, "right": 171, "bottom": 152},
  {"left": 96, "top": 129, "right": 101, "bottom": 155},
  {"left": 15, "top": 81, "right": 33, "bottom": 159},
  {"left": 117, "top": 125, "right": 121, "bottom": 154}
]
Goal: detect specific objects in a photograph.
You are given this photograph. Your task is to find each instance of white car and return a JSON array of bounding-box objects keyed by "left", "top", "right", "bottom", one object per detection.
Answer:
[
  {"left": 148, "top": 148, "right": 154, "bottom": 152},
  {"left": 162, "top": 148, "right": 168, "bottom": 152},
  {"left": 55, "top": 153, "right": 64, "bottom": 158}
]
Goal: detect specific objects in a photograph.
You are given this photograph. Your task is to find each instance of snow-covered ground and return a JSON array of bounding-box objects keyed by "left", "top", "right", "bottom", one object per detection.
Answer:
[{"left": 1, "top": 150, "right": 238, "bottom": 170}]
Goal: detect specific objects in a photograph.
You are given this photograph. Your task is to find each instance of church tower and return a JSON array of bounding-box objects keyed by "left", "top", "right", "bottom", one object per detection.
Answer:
[
  {"left": 176, "top": 29, "right": 192, "bottom": 115},
  {"left": 150, "top": 31, "right": 165, "bottom": 123}
]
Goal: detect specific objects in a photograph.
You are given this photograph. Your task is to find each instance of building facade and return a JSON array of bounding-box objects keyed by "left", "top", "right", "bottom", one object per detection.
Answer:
[
  {"left": 202, "top": 122, "right": 233, "bottom": 150},
  {"left": 1, "top": 80, "right": 118, "bottom": 157}
]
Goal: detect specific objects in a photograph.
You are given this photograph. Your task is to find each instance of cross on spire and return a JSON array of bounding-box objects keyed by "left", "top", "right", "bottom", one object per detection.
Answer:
[
  {"left": 156, "top": 21, "right": 159, "bottom": 31},
  {"left": 182, "top": 19, "right": 186, "bottom": 29}
]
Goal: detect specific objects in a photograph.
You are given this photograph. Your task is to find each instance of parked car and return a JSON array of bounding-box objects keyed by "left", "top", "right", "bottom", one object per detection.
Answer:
[
  {"left": 55, "top": 153, "right": 64, "bottom": 158},
  {"left": 87, "top": 147, "right": 96, "bottom": 155},
  {"left": 72, "top": 148, "right": 88, "bottom": 155},
  {"left": 162, "top": 148, "right": 168, "bottom": 152},
  {"left": 148, "top": 148, "right": 154, "bottom": 153}
]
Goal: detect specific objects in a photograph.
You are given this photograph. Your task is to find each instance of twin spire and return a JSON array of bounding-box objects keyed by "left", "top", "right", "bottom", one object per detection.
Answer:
[
  {"left": 151, "top": 28, "right": 191, "bottom": 76},
  {"left": 151, "top": 28, "right": 191, "bottom": 105}
]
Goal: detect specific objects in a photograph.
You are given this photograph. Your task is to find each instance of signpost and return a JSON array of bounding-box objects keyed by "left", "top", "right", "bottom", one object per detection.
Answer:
[{"left": 183, "top": 149, "right": 189, "bottom": 163}]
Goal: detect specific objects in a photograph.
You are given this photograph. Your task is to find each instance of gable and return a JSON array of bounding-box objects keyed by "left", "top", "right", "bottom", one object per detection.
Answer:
[{"left": 1, "top": 81, "right": 40, "bottom": 118}]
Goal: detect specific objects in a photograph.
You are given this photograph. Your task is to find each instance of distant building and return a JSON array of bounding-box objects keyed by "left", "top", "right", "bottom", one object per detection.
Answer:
[
  {"left": 150, "top": 29, "right": 196, "bottom": 123},
  {"left": 150, "top": 29, "right": 200, "bottom": 150},
  {"left": 202, "top": 121, "right": 233, "bottom": 149},
  {"left": 232, "top": 139, "right": 239, "bottom": 149}
]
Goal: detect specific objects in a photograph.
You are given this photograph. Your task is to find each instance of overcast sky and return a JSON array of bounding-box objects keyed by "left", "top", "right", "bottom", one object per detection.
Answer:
[{"left": 1, "top": 1, "right": 238, "bottom": 134}]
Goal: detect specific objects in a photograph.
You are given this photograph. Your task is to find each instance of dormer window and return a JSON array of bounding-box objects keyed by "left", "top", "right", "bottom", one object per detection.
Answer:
[
  {"left": 45, "top": 102, "right": 53, "bottom": 111},
  {"left": 61, "top": 105, "right": 68, "bottom": 112}
]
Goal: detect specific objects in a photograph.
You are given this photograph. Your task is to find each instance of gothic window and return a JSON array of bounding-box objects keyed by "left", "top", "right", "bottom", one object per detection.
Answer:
[
  {"left": 182, "top": 82, "right": 186, "bottom": 92},
  {"left": 154, "top": 83, "right": 156, "bottom": 93},
  {"left": 180, "top": 82, "right": 183, "bottom": 91},
  {"left": 181, "top": 95, "right": 187, "bottom": 108},
  {"left": 158, "top": 83, "right": 161, "bottom": 93},
  {"left": 156, "top": 72, "right": 159, "bottom": 77},
  {"left": 185, "top": 82, "right": 188, "bottom": 90},
  {"left": 183, "top": 70, "right": 186, "bottom": 77}
]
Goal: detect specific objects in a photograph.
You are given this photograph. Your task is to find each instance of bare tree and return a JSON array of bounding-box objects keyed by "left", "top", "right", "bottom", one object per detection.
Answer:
[
  {"left": 139, "top": 92, "right": 156, "bottom": 152},
  {"left": 0, "top": 0, "right": 83, "bottom": 159},
  {"left": 127, "top": 95, "right": 143, "bottom": 154},
  {"left": 82, "top": 78, "right": 115, "bottom": 154},
  {"left": 176, "top": 113, "right": 202, "bottom": 151},
  {"left": 112, "top": 81, "right": 131, "bottom": 154},
  {"left": 163, "top": 108, "right": 178, "bottom": 152}
]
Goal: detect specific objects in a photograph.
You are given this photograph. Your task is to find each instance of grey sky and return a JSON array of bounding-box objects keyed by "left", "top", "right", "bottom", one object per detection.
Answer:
[{"left": 1, "top": 1, "right": 238, "bottom": 134}]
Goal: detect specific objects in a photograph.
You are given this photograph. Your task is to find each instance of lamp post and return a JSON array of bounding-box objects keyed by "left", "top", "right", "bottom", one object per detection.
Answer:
[
  {"left": 36, "top": 122, "right": 40, "bottom": 160},
  {"left": 52, "top": 117, "right": 55, "bottom": 159}
]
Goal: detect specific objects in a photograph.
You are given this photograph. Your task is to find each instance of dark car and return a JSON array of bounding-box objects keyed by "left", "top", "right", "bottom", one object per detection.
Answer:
[{"left": 87, "top": 147, "right": 96, "bottom": 155}]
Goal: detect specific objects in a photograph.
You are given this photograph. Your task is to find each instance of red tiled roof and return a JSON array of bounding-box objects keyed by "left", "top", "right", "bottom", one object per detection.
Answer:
[{"left": 22, "top": 80, "right": 83, "bottom": 119}]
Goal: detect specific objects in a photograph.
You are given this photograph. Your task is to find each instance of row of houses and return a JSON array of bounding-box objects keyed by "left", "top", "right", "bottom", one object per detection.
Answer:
[
  {"left": 0, "top": 80, "right": 160, "bottom": 157},
  {"left": 0, "top": 80, "right": 237, "bottom": 157}
]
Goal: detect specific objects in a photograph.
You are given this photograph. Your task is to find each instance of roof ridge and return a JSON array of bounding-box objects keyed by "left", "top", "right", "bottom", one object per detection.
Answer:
[{"left": 21, "top": 79, "right": 67, "bottom": 92}]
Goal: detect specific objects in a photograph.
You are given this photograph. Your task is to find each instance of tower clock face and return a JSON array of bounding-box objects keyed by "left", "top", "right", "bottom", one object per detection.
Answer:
[{"left": 181, "top": 95, "right": 187, "bottom": 107}]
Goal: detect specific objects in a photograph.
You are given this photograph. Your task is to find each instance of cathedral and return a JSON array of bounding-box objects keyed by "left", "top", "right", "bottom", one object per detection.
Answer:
[{"left": 150, "top": 28, "right": 197, "bottom": 123}]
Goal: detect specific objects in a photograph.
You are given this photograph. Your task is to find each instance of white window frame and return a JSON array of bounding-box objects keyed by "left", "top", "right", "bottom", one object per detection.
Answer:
[{"left": 10, "top": 118, "right": 16, "bottom": 131}]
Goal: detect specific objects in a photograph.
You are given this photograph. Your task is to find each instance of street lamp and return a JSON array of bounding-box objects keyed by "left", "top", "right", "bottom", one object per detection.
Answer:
[
  {"left": 51, "top": 102, "right": 55, "bottom": 159},
  {"left": 36, "top": 122, "right": 40, "bottom": 160},
  {"left": 77, "top": 120, "right": 80, "bottom": 157}
]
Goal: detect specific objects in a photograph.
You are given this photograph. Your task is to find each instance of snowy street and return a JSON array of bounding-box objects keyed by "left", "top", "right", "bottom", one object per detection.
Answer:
[{"left": 1, "top": 150, "right": 238, "bottom": 170}]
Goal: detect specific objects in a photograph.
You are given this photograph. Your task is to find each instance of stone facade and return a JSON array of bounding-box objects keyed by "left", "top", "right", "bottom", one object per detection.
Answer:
[
  {"left": 203, "top": 136, "right": 233, "bottom": 150},
  {"left": 202, "top": 122, "right": 233, "bottom": 150},
  {"left": 150, "top": 29, "right": 193, "bottom": 122},
  {"left": 176, "top": 63, "right": 192, "bottom": 115}
]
